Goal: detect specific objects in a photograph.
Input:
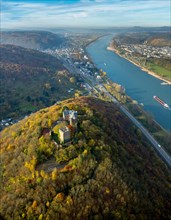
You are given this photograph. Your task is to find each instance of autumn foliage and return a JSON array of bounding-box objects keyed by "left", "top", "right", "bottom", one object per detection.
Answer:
[{"left": 0, "top": 97, "right": 171, "bottom": 219}]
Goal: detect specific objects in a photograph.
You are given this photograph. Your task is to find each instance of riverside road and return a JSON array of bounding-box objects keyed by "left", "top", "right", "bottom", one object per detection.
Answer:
[{"left": 61, "top": 56, "right": 171, "bottom": 169}]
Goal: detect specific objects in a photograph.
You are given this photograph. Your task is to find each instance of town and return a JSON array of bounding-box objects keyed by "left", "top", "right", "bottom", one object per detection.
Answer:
[
  {"left": 116, "top": 42, "right": 171, "bottom": 59},
  {"left": 43, "top": 34, "right": 102, "bottom": 84}
]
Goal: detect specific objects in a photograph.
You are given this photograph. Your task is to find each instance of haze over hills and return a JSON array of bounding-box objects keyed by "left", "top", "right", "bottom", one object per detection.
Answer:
[
  {"left": 0, "top": 31, "right": 67, "bottom": 50},
  {"left": 146, "top": 32, "right": 171, "bottom": 47},
  {"left": 0, "top": 44, "right": 83, "bottom": 121},
  {"left": 112, "top": 32, "right": 171, "bottom": 46},
  {"left": 0, "top": 96, "right": 171, "bottom": 220}
]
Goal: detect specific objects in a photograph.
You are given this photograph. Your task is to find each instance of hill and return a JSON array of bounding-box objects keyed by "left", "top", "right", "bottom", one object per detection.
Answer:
[
  {"left": 0, "top": 31, "right": 66, "bottom": 50},
  {"left": 111, "top": 32, "right": 171, "bottom": 81},
  {"left": 113, "top": 32, "right": 171, "bottom": 46},
  {"left": 0, "top": 97, "right": 170, "bottom": 220},
  {"left": 146, "top": 32, "right": 171, "bottom": 47},
  {"left": 0, "top": 44, "right": 83, "bottom": 121}
]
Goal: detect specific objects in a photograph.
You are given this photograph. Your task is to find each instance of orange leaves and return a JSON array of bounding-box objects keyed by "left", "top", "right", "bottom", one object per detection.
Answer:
[
  {"left": 32, "top": 200, "right": 37, "bottom": 209},
  {"left": 60, "top": 165, "right": 73, "bottom": 173},
  {"left": 54, "top": 192, "right": 65, "bottom": 203}
]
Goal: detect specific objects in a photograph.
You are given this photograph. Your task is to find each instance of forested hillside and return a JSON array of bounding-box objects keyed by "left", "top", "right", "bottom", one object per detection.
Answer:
[
  {"left": 0, "top": 31, "right": 66, "bottom": 50},
  {"left": 0, "top": 45, "right": 82, "bottom": 120},
  {"left": 113, "top": 32, "right": 171, "bottom": 46},
  {"left": 0, "top": 97, "right": 170, "bottom": 220}
]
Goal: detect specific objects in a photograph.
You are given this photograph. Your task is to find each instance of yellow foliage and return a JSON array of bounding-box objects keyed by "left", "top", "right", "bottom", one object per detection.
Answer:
[
  {"left": 83, "top": 149, "right": 88, "bottom": 156},
  {"left": 66, "top": 196, "right": 73, "bottom": 206},
  {"left": 38, "top": 214, "right": 43, "bottom": 220},
  {"left": 12, "top": 132, "right": 17, "bottom": 138},
  {"left": 40, "top": 170, "right": 45, "bottom": 178},
  {"left": 24, "top": 158, "right": 36, "bottom": 172},
  {"left": 105, "top": 187, "right": 110, "bottom": 194},
  {"left": 9, "top": 177, "right": 15, "bottom": 184},
  {"left": 46, "top": 201, "right": 50, "bottom": 207},
  {"left": 37, "top": 177, "right": 42, "bottom": 183},
  {"left": 89, "top": 139, "right": 95, "bottom": 147},
  {"left": 7, "top": 144, "right": 15, "bottom": 150},
  {"left": 32, "top": 172, "right": 35, "bottom": 179},
  {"left": 22, "top": 213, "right": 25, "bottom": 218},
  {"left": 48, "top": 119, "right": 52, "bottom": 128},
  {"left": 35, "top": 171, "right": 39, "bottom": 177},
  {"left": 51, "top": 168, "right": 58, "bottom": 181},
  {"left": 32, "top": 200, "right": 37, "bottom": 209}
]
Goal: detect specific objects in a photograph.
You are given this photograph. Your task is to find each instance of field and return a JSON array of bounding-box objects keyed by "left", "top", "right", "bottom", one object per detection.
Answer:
[{"left": 146, "top": 62, "right": 171, "bottom": 80}]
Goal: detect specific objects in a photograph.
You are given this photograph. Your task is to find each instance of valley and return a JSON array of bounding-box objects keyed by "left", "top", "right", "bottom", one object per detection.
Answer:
[
  {"left": 1, "top": 0, "right": 171, "bottom": 219},
  {"left": 0, "top": 28, "right": 171, "bottom": 220}
]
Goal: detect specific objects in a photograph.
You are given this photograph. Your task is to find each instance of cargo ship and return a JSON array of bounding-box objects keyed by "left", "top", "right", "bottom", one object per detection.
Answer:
[{"left": 153, "top": 96, "right": 169, "bottom": 108}]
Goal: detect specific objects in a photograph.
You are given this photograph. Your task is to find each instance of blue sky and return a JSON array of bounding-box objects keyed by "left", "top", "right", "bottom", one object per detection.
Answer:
[{"left": 1, "top": 0, "right": 170, "bottom": 29}]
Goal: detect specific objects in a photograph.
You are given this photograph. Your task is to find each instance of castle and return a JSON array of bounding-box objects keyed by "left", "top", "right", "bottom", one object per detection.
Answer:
[{"left": 59, "top": 110, "right": 78, "bottom": 143}]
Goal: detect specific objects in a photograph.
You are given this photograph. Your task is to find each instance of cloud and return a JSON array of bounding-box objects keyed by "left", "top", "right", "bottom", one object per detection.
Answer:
[
  {"left": 1, "top": 0, "right": 170, "bottom": 29},
  {"left": 72, "top": 12, "right": 88, "bottom": 18}
]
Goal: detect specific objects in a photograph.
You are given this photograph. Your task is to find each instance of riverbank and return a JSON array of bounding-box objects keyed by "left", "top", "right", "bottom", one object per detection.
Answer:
[
  {"left": 86, "top": 35, "right": 171, "bottom": 132},
  {"left": 107, "top": 46, "right": 171, "bottom": 85}
]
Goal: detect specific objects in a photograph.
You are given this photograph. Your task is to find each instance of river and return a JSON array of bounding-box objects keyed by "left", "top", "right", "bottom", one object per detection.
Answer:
[{"left": 86, "top": 35, "right": 171, "bottom": 132}]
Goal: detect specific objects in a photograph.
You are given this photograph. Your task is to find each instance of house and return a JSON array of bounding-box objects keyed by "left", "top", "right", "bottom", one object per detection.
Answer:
[
  {"left": 63, "top": 110, "right": 70, "bottom": 120},
  {"left": 59, "top": 127, "right": 70, "bottom": 143},
  {"left": 63, "top": 110, "right": 78, "bottom": 123},
  {"left": 69, "top": 111, "right": 78, "bottom": 127}
]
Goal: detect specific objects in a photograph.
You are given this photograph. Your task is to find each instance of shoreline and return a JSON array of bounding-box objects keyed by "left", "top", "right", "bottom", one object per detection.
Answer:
[
  {"left": 85, "top": 41, "right": 170, "bottom": 133},
  {"left": 107, "top": 46, "right": 171, "bottom": 85},
  {"left": 84, "top": 34, "right": 107, "bottom": 49}
]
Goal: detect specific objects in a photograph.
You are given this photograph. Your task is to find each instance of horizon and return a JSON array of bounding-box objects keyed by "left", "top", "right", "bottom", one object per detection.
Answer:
[{"left": 1, "top": 0, "right": 170, "bottom": 29}]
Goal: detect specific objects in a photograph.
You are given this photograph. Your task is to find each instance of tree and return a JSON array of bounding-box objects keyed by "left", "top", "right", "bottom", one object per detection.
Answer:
[
  {"left": 51, "top": 168, "right": 58, "bottom": 181},
  {"left": 26, "top": 96, "right": 31, "bottom": 102},
  {"left": 44, "top": 83, "right": 51, "bottom": 90},
  {"left": 70, "top": 77, "right": 76, "bottom": 83}
]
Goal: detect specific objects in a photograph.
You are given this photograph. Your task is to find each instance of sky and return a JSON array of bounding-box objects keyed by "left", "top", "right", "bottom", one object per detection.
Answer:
[{"left": 1, "top": 0, "right": 171, "bottom": 29}]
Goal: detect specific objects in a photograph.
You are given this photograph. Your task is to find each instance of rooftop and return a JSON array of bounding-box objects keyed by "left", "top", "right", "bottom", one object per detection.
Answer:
[{"left": 59, "top": 126, "right": 69, "bottom": 133}]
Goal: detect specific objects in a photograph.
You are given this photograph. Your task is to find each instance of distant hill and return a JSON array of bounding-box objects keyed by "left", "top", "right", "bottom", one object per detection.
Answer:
[
  {"left": 0, "top": 96, "right": 170, "bottom": 219},
  {"left": 0, "top": 44, "right": 82, "bottom": 120},
  {"left": 0, "top": 31, "right": 66, "bottom": 50},
  {"left": 146, "top": 32, "right": 171, "bottom": 47},
  {"left": 114, "top": 32, "right": 171, "bottom": 46}
]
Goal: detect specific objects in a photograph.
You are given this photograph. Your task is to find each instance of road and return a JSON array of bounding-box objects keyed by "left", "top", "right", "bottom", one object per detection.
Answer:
[
  {"left": 60, "top": 56, "right": 171, "bottom": 169},
  {"left": 100, "top": 85, "right": 171, "bottom": 168},
  {"left": 120, "top": 105, "right": 171, "bottom": 167}
]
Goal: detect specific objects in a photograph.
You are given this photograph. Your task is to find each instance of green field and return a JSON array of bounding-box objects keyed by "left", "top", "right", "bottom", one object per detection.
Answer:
[{"left": 146, "top": 62, "right": 171, "bottom": 80}]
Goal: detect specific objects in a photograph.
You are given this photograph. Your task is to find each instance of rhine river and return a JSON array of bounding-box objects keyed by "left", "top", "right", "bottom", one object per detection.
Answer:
[{"left": 86, "top": 35, "right": 171, "bottom": 132}]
